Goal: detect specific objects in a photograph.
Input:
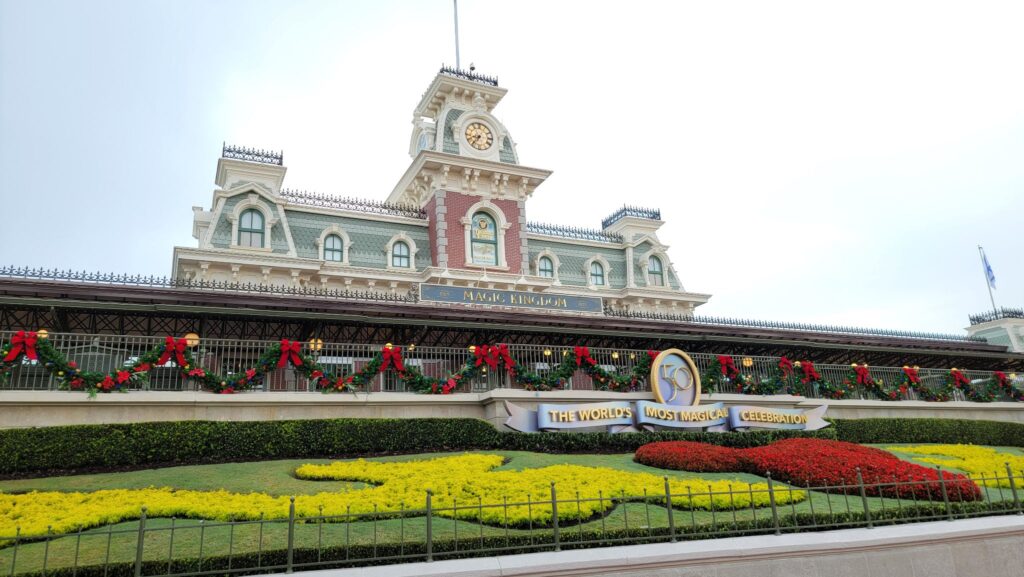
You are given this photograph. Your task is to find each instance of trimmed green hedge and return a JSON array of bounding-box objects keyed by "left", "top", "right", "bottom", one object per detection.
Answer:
[
  {"left": 831, "top": 418, "right": 1024, "bottom": 446},
  {"left": 1, "top": 416, "right": 1022, "bottom": 477}
]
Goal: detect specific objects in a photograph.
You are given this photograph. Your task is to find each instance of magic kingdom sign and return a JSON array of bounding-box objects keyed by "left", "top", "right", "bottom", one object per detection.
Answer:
[
  {"left": 419, "top": 283, "right": 602, "bottom": 313},
  {"left": 505, "top": 348, "right": 829, "bottom": 433}
]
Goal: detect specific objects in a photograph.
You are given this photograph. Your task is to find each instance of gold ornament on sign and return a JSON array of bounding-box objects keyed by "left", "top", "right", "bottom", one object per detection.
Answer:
[
  {"left": 469, "top": 345, "right": 476, "bottom": 352},
  {"left": 793, "top": 361, "right": 802, "bottom": 368},
  {"left": 184, "top": 333, "right": 200, "bottom": 347}
]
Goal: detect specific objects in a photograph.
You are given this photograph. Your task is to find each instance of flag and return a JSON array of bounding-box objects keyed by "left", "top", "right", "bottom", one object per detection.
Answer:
[{"left": 982, "top": 249, "right": 996, "bottom": 290}]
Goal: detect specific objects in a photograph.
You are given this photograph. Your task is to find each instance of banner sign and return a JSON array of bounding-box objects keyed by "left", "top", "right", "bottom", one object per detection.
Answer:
[
  {"left": 504, "top": 400, "right": 828, "bottom": 433},
  {"left": 419, "top": 283, "right": 602, "bottom": 313}
]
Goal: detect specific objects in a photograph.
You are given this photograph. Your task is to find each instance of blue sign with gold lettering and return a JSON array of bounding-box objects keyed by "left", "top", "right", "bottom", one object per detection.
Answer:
[{"left": 419, "top": 283, "right": 602, "bottom": 313}]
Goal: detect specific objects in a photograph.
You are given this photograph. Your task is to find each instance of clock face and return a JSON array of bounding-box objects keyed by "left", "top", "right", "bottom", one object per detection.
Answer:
[{"left": 465, "top": 122, "right": 493, "bottom": 150}]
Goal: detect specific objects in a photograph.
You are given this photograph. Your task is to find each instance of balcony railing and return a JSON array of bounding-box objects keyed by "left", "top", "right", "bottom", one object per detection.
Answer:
[
  {"left": 526, "top": 222, "right": 623, "bottom": 243},
  {"left": 970, "top": 307, "right": 1024, "bottom": 326},
  {"left": 438, "top": 65, "right": 499, "bottom": 86},
  {"left": 0, "top": 332, "right": 1012, "bottom": 401}
]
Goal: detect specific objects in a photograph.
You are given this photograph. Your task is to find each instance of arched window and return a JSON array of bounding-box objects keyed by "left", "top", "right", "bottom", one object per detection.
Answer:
[
  {"left": 392, "top": 241, "right": 411, "bottom": 268},
  {"left": 590, "top": 261, "right": 605, "bottom": 286},
  {"left": 324, "top": 234, "right": 344, "bottom": 262},
  {"left": 648, "top": 256, "right": 665, "bottom": 286},
  {"left": 538, "top": 256, "right": 554, "bottom": 278},
  {"left": 470, "top": 212, "right": 498, "bottom": 266},
  {"left": 238, "top": 209, "right": 264, "bottom": 248}
]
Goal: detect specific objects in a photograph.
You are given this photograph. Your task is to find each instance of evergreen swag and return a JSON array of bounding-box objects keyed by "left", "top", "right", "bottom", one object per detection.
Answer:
[
  {"left": 849, "top": 364, "right": 905, "bottom": 401},
  {"left": 799, "top": 359, "right": 851, "bottom": 400},
  {"left": 700, "top": 355, "right": 748, "bottom": 393},
  {"left": 0, "top": 332, "right": 656, "bottom": 396}
]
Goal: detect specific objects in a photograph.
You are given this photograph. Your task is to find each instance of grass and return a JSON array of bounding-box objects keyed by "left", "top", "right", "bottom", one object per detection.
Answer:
[{"left": 2, "top": 446, "right": 1022, "bottom": 575}]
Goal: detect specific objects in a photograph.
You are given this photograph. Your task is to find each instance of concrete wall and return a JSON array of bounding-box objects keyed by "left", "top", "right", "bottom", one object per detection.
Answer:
[
  {"left": 292, "top": 516, "right": 1024, "bottom": 577},
  {"left": 2, "top": 390, "right": 1024, "bottom": 429}
]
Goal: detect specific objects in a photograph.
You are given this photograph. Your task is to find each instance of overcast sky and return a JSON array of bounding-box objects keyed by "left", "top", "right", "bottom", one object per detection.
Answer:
[{"left": 1, "top": 0, "right": 1021, "bottom": 335}]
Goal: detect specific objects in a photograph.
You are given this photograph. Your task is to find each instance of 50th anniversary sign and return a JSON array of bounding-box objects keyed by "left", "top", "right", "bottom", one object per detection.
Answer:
[{"left": 504, "top": 349, "right": 829, "bottom": 433}]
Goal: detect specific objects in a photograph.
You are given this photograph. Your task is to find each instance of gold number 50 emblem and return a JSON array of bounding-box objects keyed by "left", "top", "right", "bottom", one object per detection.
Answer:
[{"left": 650, "top": 348, "right": 701, "bottom": 407}]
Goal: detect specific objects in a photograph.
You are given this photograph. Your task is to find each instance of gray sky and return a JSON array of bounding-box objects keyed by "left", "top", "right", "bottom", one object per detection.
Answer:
[{"left": 1, "top": 0, "right": 1021, "bottom": 334}]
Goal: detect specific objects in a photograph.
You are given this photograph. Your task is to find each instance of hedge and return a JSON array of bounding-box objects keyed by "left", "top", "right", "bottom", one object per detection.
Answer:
[
  {"left": 1, "top": 416, "right": 1022, "bottom": 477},
  {"left": 830, "top": 418, "right": 1024, "bottom": 446}
]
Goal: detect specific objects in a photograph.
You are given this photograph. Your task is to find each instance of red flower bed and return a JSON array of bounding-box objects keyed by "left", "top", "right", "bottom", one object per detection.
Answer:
[
  {"left": 635, "top": 441, "right": 745, "bottom": 473},
  {"left": 635, "top": 438, "right": 981, "bottom": 502}
]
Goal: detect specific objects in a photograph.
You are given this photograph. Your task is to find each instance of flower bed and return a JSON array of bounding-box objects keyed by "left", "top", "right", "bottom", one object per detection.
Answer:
[
  {"left": 2, "top": 454, "right": 804, "bottom": 538},
  {"left": 886, "top": 444, "right": 1024, "bottom": 488},
  {"left": 635, "top": 438, "right": 981, "bottom": 502}
]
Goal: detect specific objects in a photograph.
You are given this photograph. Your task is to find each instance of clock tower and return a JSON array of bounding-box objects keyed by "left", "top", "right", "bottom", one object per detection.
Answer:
[{"left": 391, "top": 67, "right": 553, "bottom": 278}]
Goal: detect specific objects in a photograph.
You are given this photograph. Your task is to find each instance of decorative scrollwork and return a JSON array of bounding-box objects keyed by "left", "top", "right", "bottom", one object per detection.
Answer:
[
  {"left": 280, "top": 189, "right": 426, "bottom": 219},
  {"left": 526, "top": 222, "right": 623, "bottom": 243},
  {"left": 601, "top": 206, "right": 662, "bottom": 229},
  {"left": 221, "top": 143, "right": 283, "bottom": 166}
]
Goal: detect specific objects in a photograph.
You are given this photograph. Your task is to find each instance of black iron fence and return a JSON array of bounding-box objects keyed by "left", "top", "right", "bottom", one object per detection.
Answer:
[
  {"left": 2, "top": 468, "right": 1021, "bottom": 576},
  {"left": 970, "top": 307, "right": 1024, "bottom": 326}
]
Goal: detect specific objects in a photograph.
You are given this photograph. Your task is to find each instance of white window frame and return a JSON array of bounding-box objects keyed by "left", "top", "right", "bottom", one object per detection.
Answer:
[
  {"left": 461, "top": 199, "right": 511, "bottom": 270},
  {"left": 533, "top": 249, "right": 561, "bottom": 284},
  {"left": 315, "top": 226, "right": 351, "bottom": 265},
  {"left": 585, "top": 255, "right": 612, "bottom": 289},
  {"left": 386, "top": 232, "right": 419, "bottom": 270},
  {"left": 227, "top": 193, "right": 278, "bottom": 252}
]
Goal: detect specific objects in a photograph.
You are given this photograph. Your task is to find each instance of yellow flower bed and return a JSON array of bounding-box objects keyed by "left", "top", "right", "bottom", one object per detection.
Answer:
[
  {"left": 1, "top": 454, "right": 803, "bottom": 538},
  {"left": 885, "top": 444, "right": 1024, "bottom": 488}
]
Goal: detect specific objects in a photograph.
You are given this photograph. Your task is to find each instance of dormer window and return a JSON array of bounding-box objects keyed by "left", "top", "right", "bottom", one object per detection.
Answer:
[
  {"left": 590, "top": 262, "right": 606, "bottom": 286},
  {"left": 648, "top": 256, "right": 665, "bottom": 286},
  {"left": 238, "top": 209, "right": 265, "bottom": 248},
  {"left": 392, "top": 241, "right": 411, "bottom": 268},
  {"left": 324, "top": 234, "right": 344, "bottom": 262},
  {"left": 538, "top": 256, "right": 554, "bottom": 278},
  {"left": 470, "top": 212, "right": 498, "bottom": 266}
]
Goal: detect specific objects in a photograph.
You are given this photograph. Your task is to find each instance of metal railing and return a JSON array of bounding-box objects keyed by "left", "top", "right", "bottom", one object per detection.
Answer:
[
  {"left": 221, "top": 143, "right": 283, "bottom": 166},
  {"left": 605, "top": 308, "right": 986, "bottom": 343},
  {"left": 0, "top": 332, "right": 1015, "bottom": 401},
  {"left": 601, "top": 205, "right": 662, "bottom": 229},
  {"left": 970, "top": 307, "right": 1024, "bottom": 326},
  {"left": 2, "top": 468, "right": 1021, "bottom": 576},
  {"left": 526, "top": 222, "right": 624, "bottom": 243},
  {"left": 279, "top": 190, "right": 426, "bottom": 219},
  {"left": 438, "top": 65, "right": 499, "bottom": 86}
]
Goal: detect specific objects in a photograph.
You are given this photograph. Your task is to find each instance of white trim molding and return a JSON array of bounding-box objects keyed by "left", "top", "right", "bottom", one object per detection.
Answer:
[
  {"left": 533, "top": 249, "right": 561, "bottom": 285},
  {"left": 386, "top": 232, "right": 419, "bottom": 271},
  {"left": 584, "top": 255, "right": 612, "bottom": 290},
  {"left": 460, "top": 199, "right": 512, "bottom": 270},
  {"left": 315, "top": 225, "right": 352, "bottom": 266},
  {"left": 637, "top": 247, "right": 673, "bottom": 289},
  {"left": 226, "top": 193, "right": 279, "bottom": 252}
]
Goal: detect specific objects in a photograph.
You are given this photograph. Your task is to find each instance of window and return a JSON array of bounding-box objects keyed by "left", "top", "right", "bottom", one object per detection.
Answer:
[
  {"left": 324, "top": 234, "right": 343, "bottom": 262},
  {"left": 648, "top": 256, "right": 665, "bottom": 286},
  {"left": 238, "top": 209, "right": 264, "bottom": 248},
  {"left": 392, "top": 241, "right": 410, "bottom": 268},
  {"left": 538, "top": 256, "right": 554, "bottom": 278},
  {"left": 590, "top": 262, "right": 605, "bottom": 286},
  {"left": 470, "top": 212, "right": 498, "bottom": 266}
]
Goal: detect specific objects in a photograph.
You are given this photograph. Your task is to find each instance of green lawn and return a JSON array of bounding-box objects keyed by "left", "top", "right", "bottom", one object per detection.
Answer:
[{"left": 1, "top": 447, "right": 1021, "bottom": 576}]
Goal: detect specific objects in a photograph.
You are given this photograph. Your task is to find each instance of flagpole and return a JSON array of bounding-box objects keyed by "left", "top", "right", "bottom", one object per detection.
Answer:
[
  {"left": 978, "top": 245, "right": 998, "bottom": 315},
  {"left": 453, "top": 0, "right": 461, "bottom": 69}
]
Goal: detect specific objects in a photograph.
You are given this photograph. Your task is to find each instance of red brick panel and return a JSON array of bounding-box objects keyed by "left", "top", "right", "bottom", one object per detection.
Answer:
[{"left": 443, "top": 191, "right": 522, "bottom": 274}]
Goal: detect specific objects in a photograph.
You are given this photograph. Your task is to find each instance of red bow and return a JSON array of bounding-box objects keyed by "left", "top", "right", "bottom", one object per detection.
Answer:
[
  {"left": 381, "top": 346, "right": 404, "bottom": 373},
  {"left": 778, "top": 356, "right": 794, "bottom": 378},
  {"left": 495, "top": 344, "right": 516, "bottom": 372},
  {"left": 902, "top": 366, "right": 921, "bottom": 384},
  {"left": 950, "top": 369, "right": 971, "bottom": 389},
  {"left": 574, "top": 346, "right": 595, "bottom": 367},
  {"left": 647, "top": 350, "right": 660, "bottom": 363},
  {"left": 474, "top": 345, "right": 498, "bottom": 370},
  {"left": 800, "top": 360, "right": 821, "bottom": 384},
  {"left": 157, "top": 336, "right": 188, "bottom": 367},
  {"left": 994, "top": 371, "right": 1008, "bottom": 388},
  {"left": 277, "top": 340, "right": 304, "bottom": 368},
  {"left": 717, "top": 355, "right": 739, "bottom": 379},
  {"left": 3, "top": 331, "right": 39, "bottom": 362},
  {"left": 853, "top": 365, "right": 873, "bottom": 386}
]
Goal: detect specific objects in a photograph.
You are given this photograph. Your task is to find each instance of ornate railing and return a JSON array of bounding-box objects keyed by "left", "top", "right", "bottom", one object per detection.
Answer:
[
  {"left": 0, "top": 266, "right": 416, "bottom": 302},
  {"left": 601, "top": 206, "right": 662, "bottom": 229},
  {"left": 280, "top": 189, "right": 426, "bottom": 219},
  {"left": 527, "top": 222, "right": 623, "bottom": 243},
  {"left": 221, "top": 143, "right": 283, "bottom": 166},
  {"left": 438, "top": 65, "right": 499, "bottom": 86},
  {"left": 605, "top": 308, "right": 986, "bottom": 343},
  {"left": 970, "top": 307, "right": 1024, "bottom": 326}
]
